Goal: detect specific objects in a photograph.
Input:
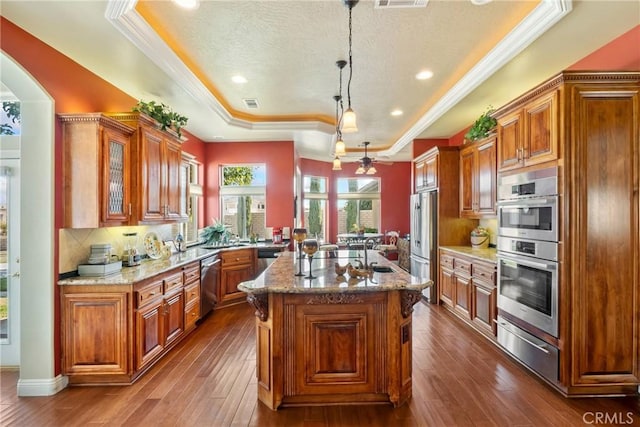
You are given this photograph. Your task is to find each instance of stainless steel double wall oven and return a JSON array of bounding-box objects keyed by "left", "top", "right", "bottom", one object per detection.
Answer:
[{"left": 495, "top": 166, "right": 560, "bottom": 383}]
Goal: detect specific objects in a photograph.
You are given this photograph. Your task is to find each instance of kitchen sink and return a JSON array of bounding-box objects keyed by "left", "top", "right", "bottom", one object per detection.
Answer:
[{"left": 372, "top": 265, "right": 394, "bottom": 273}]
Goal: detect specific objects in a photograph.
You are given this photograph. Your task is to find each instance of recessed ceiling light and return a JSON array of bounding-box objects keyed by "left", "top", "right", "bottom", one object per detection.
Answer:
[
  {"left": 391, "top": 109, "right": 403, "bottom": 116},
  {"left": 172, "top": 0, "right": 200, "bottom": 10},
  {"left": 232, "top": 75, "right": 248, "bottom": 84},
  {"left": 416, "top": 70, "right": 434, "bottom": 80}
]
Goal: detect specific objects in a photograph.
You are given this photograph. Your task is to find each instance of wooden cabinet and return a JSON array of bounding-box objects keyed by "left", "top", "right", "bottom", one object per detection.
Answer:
[
  {"left": 134, "top": 271, "right": 185, "bottom": 371},
  {"left": 459, "top": 136, "right": 497, "bottom": 218},
  {"left": 495, "top": 89, "right": 558, "bottom": 172},
  {"left": 61, "top": 261, "right": 201, "bottom": 385},
  {"left": 61, "top": 286, "right": 131, "bottom": 384},
  {"left": 438, "top": 248, "right": 497, "bottom": 338},
  {"left": 59, "top": 114, "right": 135, "bottom": 228},
  {"left": 562, "top": 73, "right": 640, "bottom": 395},
  {"left": 219, "top": 248, "right": 256, "bottom": 306},
  {"left": 115, "top": 112, "right": 188, "bottom": 224},
  {"left": 414, "top": 153, "right": 438, "bottom": 191},
  {"left": 60, "top": 112, "right": 189, "bottom": 227},
  {"left": 183, "top": 262, "right": 201, "bottom": 332}
]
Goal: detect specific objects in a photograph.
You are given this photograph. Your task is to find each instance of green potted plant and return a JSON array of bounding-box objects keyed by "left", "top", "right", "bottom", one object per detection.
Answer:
[
  {"left": 200, "top": 219, "right": 230, "bottom": 245},
  {"left": 133, "top": 100, "right": 188, "bottom": 138},
  {"left": 464, "top": 107, "right": 497, "bottom": 142}
]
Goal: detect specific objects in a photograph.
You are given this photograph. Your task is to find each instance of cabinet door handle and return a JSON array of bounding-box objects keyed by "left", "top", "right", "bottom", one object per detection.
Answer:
[
  {"left": 516, "top": 148, "right": 522, "bottom": 161},
  {"left": 128, "top": 203, "right": 132, "bottom": 216}
]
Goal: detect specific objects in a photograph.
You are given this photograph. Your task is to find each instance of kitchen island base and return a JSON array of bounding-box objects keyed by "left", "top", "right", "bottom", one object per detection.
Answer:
[{"left": 248, "top": 289, "right": 422, "bottom": 410}]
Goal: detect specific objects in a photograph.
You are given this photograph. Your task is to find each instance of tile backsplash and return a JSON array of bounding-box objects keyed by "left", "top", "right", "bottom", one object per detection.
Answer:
[{"left": 59, "top": 224, "right": 180, "bottom": 274}]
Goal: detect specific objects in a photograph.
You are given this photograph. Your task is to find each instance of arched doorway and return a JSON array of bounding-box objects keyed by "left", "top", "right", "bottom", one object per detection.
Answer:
[{"left": 1, "top": 52, "right": 63, "bottom": 395}]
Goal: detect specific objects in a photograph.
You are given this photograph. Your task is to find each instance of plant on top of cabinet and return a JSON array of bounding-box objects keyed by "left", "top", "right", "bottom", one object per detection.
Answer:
[
  {"left": 464, "top": 107, "right": 497, "bottom": 142},
  {"left": 133, "top": 100, "right": 188, "bottom": 138}
]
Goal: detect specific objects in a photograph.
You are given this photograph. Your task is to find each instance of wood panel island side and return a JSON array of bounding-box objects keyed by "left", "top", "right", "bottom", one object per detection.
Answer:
[{"left": 238, "top": 250, "right": 431, "bottom": 410}]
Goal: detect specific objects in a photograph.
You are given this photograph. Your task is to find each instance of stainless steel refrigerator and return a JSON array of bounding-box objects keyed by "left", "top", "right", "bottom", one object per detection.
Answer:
[{"left": 410, "top": 191, "right": 437, "bottom": 302}]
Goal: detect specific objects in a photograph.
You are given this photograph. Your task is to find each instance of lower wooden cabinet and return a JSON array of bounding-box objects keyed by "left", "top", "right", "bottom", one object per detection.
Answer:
[
  {"left": 219, "top": 248, "right": 256, "bottom": 307},
  {"left": 61, "top": 261, "right": 200, "bottom": 385},
  {"left": 438, "top": 248, "right": 497, "bottom": 339}
]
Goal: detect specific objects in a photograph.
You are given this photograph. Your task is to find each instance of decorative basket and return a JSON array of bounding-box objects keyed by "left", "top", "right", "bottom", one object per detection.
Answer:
[{"left": 471, "top": 235, "right": 489, "bottom": 249}]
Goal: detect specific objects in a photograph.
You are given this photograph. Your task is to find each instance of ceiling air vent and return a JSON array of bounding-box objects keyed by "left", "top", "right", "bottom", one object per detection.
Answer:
[
  {"left": 243, "top": 98, "right": 259, "bottom": 109},
  {"left": 375, "top": 0, "right": 428, "bottom": 8}
]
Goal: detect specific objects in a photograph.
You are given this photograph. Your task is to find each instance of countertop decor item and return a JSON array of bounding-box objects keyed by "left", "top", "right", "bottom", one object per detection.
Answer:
[
  {"left": 132, "top": 100, "right": 188, "bottom": 138},
  {"left": 470, "top": 226, "right": 490, "bottom": 249},
  {"left": 464, "top": 106, "right": 497, "bottom": 142},
  {"left": 143, "top": 231, "right": 163, "bottom": 259}
]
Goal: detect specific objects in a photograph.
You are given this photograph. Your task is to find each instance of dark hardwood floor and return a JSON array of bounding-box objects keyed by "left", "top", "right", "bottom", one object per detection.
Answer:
[{"left": 2, "top": 301, "right": 639, "bottom": 426}]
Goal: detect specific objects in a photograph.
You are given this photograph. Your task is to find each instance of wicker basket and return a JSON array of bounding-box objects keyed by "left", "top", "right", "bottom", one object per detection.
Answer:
[{"left": 470, "top": 235, "right": 489, "bottom": 249}]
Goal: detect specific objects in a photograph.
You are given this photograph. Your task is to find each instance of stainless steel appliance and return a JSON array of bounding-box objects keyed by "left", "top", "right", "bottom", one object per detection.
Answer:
[
  {"left": 496, "top": 239, "right": 558, "bottom": 337},
  {"left": 200, "top": 254, "right": 221, "bottom": 318},
  {"left": 496, "top": 166, "right": 561, "bottom": 383},
  {"left": 410, "top": 191, "right": 437, "bottom": 301}
]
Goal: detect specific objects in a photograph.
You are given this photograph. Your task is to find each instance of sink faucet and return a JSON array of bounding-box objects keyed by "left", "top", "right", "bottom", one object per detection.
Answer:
[{"left": 362, "top": 236, "right": 377, "bottom": 270}]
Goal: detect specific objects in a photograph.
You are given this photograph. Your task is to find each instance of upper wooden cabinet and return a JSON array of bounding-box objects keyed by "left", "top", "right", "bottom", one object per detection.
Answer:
[
  {"left": 107, "top": 112, "right": 188, "bottom": 224},
  {"left": 459, "top": 136, "right": 496, "bottom": 218},
  {"left": 60, "top": 112, "right": 188, "bottom": 227},
  {"left": 59, "top": 114, "right": 135, "bottom": 228},
  {"left": 414, "top": 153, "right": 438, "bottom": 191},
  {"left": 495, "top": 89, "right": 558, "bottom": 172}
]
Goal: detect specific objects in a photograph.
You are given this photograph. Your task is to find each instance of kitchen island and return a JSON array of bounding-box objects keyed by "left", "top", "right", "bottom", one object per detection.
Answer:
[{"left": 238, "top": 250, "right": 430, "bottom": 410}]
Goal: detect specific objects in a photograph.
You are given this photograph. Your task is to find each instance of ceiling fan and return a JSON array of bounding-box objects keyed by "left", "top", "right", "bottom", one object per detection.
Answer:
[{"left": 354, "top": 141, "right": 393, "bottom": 175}]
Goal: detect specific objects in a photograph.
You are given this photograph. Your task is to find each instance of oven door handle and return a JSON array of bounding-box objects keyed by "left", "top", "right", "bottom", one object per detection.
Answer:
[
  {"left": 497, "top": 198, "right": 553, "bottom": 209},
  {"left": 498, "top": 321, "right": 550, "bottom": 354},
  {"left": 497, "top": 253, "right": 557, "bottom": 270}
]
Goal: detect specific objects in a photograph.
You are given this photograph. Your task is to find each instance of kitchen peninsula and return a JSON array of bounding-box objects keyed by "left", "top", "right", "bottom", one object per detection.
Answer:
[{"left": 238, "top": 250, "right": 430, "bottom": 410}]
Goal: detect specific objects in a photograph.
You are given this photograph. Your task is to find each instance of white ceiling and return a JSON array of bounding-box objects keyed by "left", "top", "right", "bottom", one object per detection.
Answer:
[{"left": 1, "top": 0, "right": 638, "bottom": 162}]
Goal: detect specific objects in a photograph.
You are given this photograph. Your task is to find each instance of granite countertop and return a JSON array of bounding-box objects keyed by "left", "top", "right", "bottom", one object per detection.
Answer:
[
  {"left": 238, "top": 250, "right": 431, "bottom": 295},
  {"left": 439, "top": 246, "right": 497, "bottom": 263},
  {"left": 58, "top": 242, "right": 289, "bottom": 286}
]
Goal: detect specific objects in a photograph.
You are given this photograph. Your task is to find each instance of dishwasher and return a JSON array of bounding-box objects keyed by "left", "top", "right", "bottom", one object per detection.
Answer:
[{"left": 200, "top": 254, "right": 221, "bottom": 318}]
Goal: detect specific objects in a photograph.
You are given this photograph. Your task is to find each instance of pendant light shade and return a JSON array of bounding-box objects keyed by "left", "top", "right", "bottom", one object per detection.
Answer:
[
  {"left": 332, "top": 156, "right": 342, "bottom": 170},
  {"left": 341, "top": 108, "right": 358, "bottom": 133},
  {"left": 355, "top": 141, "right": 376, "bottom": 175},
  {"left": 335, "top": 137, "right": 346, "bottom": 157}
]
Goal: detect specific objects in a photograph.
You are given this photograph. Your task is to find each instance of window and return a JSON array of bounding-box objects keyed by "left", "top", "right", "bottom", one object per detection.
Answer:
[
  {"left": 303, "top": 176, "right": 328, "bottom": 242},
  {"left": 220, "top": 164, "right": 266, "bottom": 240},
  {"left": 336, "top": 177, "right": 380, "bottom": 234}
]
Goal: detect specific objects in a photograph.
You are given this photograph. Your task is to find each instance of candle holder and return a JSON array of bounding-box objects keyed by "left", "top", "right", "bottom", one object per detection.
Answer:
[
  {"left": 302, "top": 239, "right": 318, "bottom": 279},
  {"left": 292, "top": 228, "right": 307, "bottom": 276}
]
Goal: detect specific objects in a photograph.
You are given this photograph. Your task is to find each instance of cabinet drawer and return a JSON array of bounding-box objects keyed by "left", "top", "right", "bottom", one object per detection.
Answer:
[
  {"left": 472, "top": 263, "right": 496, "bottom": 284},
  {"left": 454, "top": 258, "right": 472, "bottom": 276},
  {"left": 440, "top": 254, "right": 454, "bottom": 270},
  {"left": 184, "top": 281, "right": 200, "bottom": 306},
  {"left": 221, "top": 249, "right": 254, "bottom": 266},
  {"left": 183, "top": 263, "right": 200, "bottom": 285},
  {"left": 185, "top": 299, "right": 200, "bottom": 331},
  {"left": 164, "top": 272, "right": 184, "bottom": 293},
  {"left": 136, "top": 280, "right": 163, "bottom": 308}
]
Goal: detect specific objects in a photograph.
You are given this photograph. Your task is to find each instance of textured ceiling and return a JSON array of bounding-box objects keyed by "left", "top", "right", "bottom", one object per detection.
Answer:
[{"left": 1, "top": 0, "right": 638, "bottom": 162}]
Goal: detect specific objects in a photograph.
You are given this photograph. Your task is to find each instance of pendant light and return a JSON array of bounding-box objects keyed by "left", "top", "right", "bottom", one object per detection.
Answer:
[
  {"left": 334, "top": 60, "right": 347, "bottom": 157},
  {"left": 332, "top": 156, "right": 342, "bottom": 170},
  {"left": 341, "top": 0, "right": 358, "bottom": 133}
]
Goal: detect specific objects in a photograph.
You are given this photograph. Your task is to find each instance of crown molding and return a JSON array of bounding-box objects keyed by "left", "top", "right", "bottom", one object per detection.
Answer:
[{"left": 381, "top": 0, "right": 573, "bottom": 158}]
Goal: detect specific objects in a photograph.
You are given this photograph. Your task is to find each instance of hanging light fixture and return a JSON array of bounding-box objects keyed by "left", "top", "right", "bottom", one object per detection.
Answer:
[
  {"left": 332, "top": 156, "right": 342, "bottom": 171},
  {"left": 341, "top": 0, "right": 358, "bottom": 133},
  {"left": 334, "top": 60, "right": 347, "bottom": 157},
  {"left": 355, "top": 141, "right": 376, "bottom": 175}
]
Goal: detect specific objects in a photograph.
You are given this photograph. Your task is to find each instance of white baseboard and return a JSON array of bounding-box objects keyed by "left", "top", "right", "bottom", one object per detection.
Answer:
[{"left": 17, "top": 374, "right": 68, "bottom": 396}]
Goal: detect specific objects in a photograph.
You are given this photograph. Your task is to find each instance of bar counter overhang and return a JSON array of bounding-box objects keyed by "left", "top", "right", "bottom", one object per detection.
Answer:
[{"left": 239, "top": 250, "right": 431, "bottom": 410}]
